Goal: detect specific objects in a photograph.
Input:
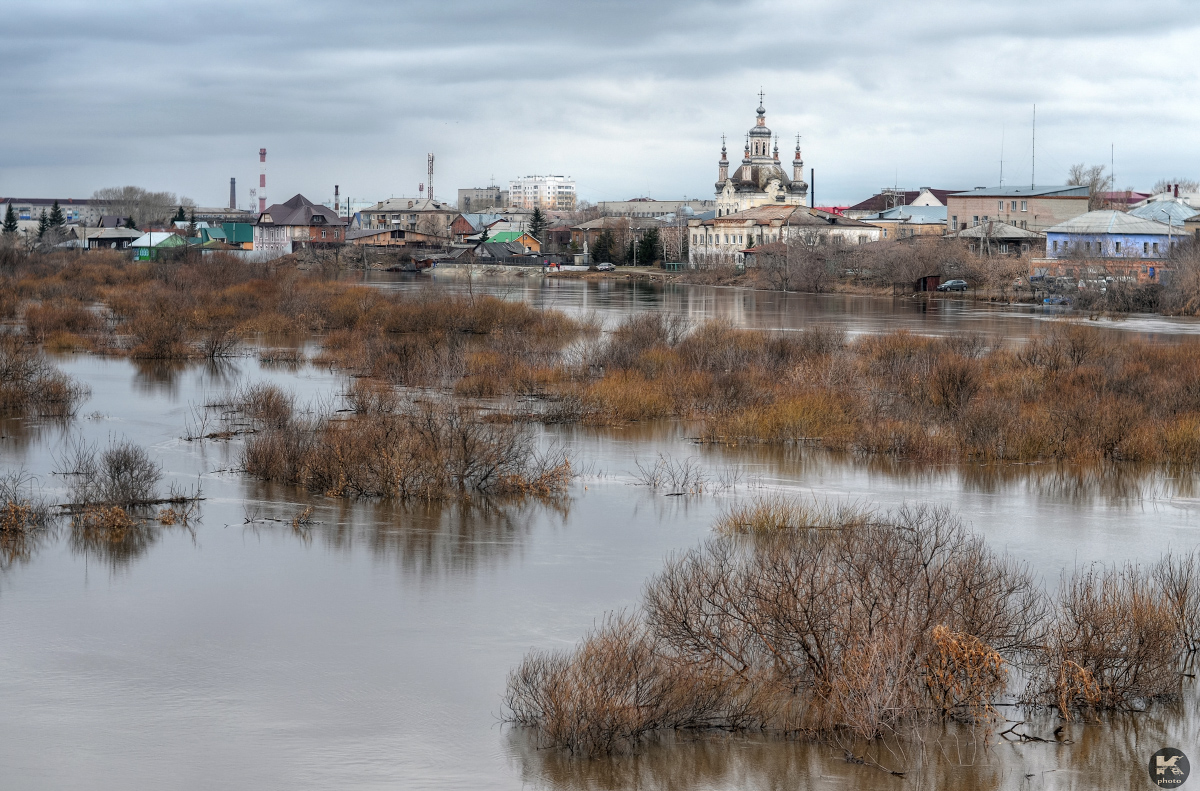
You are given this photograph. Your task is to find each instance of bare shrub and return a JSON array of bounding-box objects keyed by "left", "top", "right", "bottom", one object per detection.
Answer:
[
  {"left": 1028, "top": 562, "right": 1184, "bottom": 716},
  {"left": 507, "top": 501, "right": 1047, "bottom": 755},
  {"left": 242, "top": 399, "right": 572, "bottom": 501},
  {"left": 0, "top": 333, "right": 89, "bottom": 417},
  {"left": 713, "top": 492, "right": 874, "bottom": 535},
  {"left": 57, "top": 437, "right": 162, "bottom": 506},
  {"left": 0, "top": 471, "right": 53, "bottom": 566},
  {"left": 631, "top": 453, "right": 707, "bottom": 493}
]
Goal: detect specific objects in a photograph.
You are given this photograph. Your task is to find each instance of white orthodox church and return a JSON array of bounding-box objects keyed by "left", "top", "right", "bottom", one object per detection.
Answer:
[{"left": 714, "top": 97, "right": 809, "bottom": 216}]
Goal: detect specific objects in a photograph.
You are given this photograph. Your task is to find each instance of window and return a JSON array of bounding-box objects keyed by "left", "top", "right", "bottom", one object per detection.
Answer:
[
  {"left": 1020, "top": 221, "right": 1027, "bottom": 229},
  {"left": 1153, "top": 242, "right": 1159, "bottom": 253},
  {"left": 1010, "top": 201, "right": 1017, "bottom": 211},
  {"left": 1144, "top": 242, "right": 1149, "bottom": 255},
  {"left": 973, "top": 216, "right": 979, "bottom": 225},
  {"left": 321, "top": 230, "right": 326, "bottom": 238},
  {"left": 998, "top": 200, "right": 1004, "bottom": 212},
  {"left": 951, "top": 215, "right": 957, "bottom": 229},
  {"left": 1021, "top": 200, "right": 1028, "bottom": 211},
  {"left": 1115, "top": 241, "right": 1121, "bottom": 253},
  {"left": 691, "top": 234, "right": 696, "bottom": 244},
  {"left": 1053, "top": 240, "right": 1058, "bottom": 252}
]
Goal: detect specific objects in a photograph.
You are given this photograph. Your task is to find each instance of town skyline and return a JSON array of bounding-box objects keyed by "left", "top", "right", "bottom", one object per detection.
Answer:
[{"left": 2, "top": 1, "right": 1198, "bottom": 207}]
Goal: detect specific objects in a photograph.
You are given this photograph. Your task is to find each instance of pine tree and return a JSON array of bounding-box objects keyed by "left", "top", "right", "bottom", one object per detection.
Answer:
[
  {"left": 124, "top": 216, "right": 138, "bottom": 230},
  {"left": 36, "top": 209, "right": 48, "bottom": 239},
  {"left": 48, "top": 200, "right": 65, "bottom": 227},
  {"left": 638, "top": 227, "right": 662, "bottom": 264},
  {"left": 529, "top": 207, "right": 547, "bottom": 242},
  {"left": 592, "top": 229, "right": 613, "bottom": 263},
  {"left": 186, "top": 209, "right": 197, "bottom": 240},
  {"left": 2, "top": 204, "right": 17, "bottom": 236},
  {"left": 173, "top": 205, "right": 186, "bottom": 223}
]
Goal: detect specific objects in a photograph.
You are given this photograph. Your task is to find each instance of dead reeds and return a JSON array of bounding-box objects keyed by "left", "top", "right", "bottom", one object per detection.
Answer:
[
  {"left": 507, "top": 496, "right": 1200, "bottom": 757},
  {"left": 0, "top": 333, "right": 89, "bottom": 418}
]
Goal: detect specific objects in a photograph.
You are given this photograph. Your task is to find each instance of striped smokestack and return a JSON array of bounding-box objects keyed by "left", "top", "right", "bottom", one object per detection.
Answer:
[{"left": 258, "top": 148, "right": 267, "bottom": 212}]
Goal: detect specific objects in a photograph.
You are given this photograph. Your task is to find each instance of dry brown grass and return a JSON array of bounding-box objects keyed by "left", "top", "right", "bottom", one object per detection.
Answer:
[
  {"left": 540, "top": 316, "right": 1200, "bottom": 466},
  {"left": 240, "top": 392, "right": 572, "bottom": 501},
  {"left": 2, "top": 253, "right": 582, "bottom": 375}
]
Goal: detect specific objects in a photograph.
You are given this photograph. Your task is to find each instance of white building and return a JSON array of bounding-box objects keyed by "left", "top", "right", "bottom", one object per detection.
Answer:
[
  {"left": 713, "top": 98, "right": 809, "bottom": 217},
  {"left": 508, "top": 175, "right": 576, "bottom": 210}
]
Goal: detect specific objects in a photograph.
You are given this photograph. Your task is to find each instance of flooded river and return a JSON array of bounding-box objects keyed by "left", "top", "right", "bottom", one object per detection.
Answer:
[{"left": 1, "top": 277, "right": 1198, "bottom": 789}]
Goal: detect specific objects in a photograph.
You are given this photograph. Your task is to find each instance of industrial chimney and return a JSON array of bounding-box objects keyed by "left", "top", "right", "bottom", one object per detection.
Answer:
[
  {"left": 334, "top": 185, "right": 340, "bottom": 218},
  {"left": 258, "top": 148, "right": 267, "bottom": 212},
  {"left": 229, "top": 177, "right": 236, "bottom": 210}
]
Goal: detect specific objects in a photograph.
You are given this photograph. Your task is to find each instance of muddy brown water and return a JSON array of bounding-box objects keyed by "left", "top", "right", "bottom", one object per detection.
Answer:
[{"left": 1, "top": 276, "right": 1198, "bottom": 789}]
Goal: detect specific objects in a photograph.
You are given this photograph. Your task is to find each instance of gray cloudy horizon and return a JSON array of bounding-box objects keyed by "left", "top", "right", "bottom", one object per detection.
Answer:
[{"left": 2, "top": 0, "right": 1198, "bottom": 208}]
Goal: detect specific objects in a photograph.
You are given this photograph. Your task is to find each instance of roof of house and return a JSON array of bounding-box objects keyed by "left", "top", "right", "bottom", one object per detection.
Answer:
[
  {"left": 98, "top": 215, "right": 131, "bottom": 228},
  {"left": 948, "top": 222, "right": 1044, "bottom": 240},
  {"left": 572, "top": 217, "right": 662, "bottom": 230},
  {"left": 486, "top": 231, "right": 535, "bottom": 243},
  {"left": 257, "top": 194, "right": 346, "bottom": 227},
  {"left": 88, "top": 227, "right": 144, "bottom": 240},
  {"left": 846, "top": 189, "right": 959, "bottom": 213},
  {"left": 949, "top": 185, "right": 1089, "bottom": 199},
  {"left": 131, "top": 232, "right": 184, "bottom": 247},
  {"left": 699, "top": 205, "right": 878, "bottom": 228},
  {"left": 1128, "top": 200, "right": 1199, "bottom": 224},
  {"left": 475, "top": 241, "right": 525, "bottom": 258},
  {"left": 862, "top": 205, "right": 948, "bottom": 224},
  {"left": 1045, "top": 210, "right": 1177, "bottom": 235},
  {"left": 363, "top": 198, "right": 453, "bottom": 212},
  {"left": 346, "top": 228, "right": 391, "bottom": 241}
]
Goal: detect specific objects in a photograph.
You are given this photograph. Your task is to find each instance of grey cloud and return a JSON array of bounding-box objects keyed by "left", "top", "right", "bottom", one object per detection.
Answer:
[{"left": 1, "top": 1, "right": 1197, "bottom": 205}]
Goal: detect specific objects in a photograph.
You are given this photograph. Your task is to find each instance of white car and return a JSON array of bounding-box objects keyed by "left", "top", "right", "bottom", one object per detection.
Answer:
[{"left": 596, "top": 262, "right": 615, "bottom": 271}]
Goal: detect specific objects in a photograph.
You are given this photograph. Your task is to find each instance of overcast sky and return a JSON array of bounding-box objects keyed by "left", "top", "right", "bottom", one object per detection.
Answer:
[{"left": 2, "top": 1, "right": 1198, "bottom": 208}]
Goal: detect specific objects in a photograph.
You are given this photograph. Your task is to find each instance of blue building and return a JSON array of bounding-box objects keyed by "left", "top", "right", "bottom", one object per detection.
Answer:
[{"left": 1045, "top": 210, "right": 1182, "bottom": 260}]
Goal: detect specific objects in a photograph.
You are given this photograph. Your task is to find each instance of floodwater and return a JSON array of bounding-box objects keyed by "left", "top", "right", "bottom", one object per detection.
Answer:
[{"left": 1, "top": 278, "right": 1198, "bottom": 790}]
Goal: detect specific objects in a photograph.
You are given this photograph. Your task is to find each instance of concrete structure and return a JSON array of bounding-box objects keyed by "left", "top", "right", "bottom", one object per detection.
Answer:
[
  {"left": 688, "top": 205, "right": 881, "bottom": 267},
  {"left": 509, "top": 175, "right": 575, "bottom": 210},
  {"left": 713, "top": 98, "right": 808, "bottom": 216},
  {"left": 0, "top": 198, "right": 103, "bottom": 226},
  {"left": 860, "top": 205, "right": 947, "bottom": 239},
  {"left": 254, "top": 193, "right": 346, "bottom": 256},
  {"left": 844, "top": 188, "right": 958, "bottom": 219},
  {"left": 457, "top": 186, "right": 509, "bottom": 212},
  {"left": 258, "top": 148, "right": 267, "bottom": 212},
  {"left": 358, "top": 198, "right": 456, "bottom": 240},
  {"left": 597, "top": 198, "right": 715, "bottom": 218},
  {"left": 946, "top": 186, "right": 1089, "bottom": 233}
]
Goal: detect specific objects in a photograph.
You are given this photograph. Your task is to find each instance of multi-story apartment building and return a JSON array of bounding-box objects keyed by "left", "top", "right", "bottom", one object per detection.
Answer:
[
  {"left": 0, "top": 198, "right": 104, "bottom": 225},
  {"left": 508, "top": 175, "right": 576, "bottom": 211},
  {"left": 945, "top": 186, "right": 1089, "bottom": 234}
]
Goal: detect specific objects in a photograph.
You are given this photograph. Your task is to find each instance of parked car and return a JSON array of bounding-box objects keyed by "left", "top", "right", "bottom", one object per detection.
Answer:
[
  {"left": 1043, "top": 295, "right": 1071, "bottom": 305},
  {"left": 596, "top": 262, "right": 615, "bottom": 271},
  {"left": 936, "top": 279, "right": 968, "bottom": 292}
]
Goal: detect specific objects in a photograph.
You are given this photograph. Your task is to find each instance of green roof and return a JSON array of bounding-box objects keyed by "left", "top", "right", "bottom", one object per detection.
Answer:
[{"left": 487, "top": 231, "right": 529, "bottom": 243}]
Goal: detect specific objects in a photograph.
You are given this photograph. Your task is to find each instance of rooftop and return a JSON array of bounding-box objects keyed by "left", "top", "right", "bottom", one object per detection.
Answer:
[
  {"left": 1128, "top": 201, "right": 1199, "bottom": 224},
  {"left": 863, "top": 205, "right": 948, "bottom": 223},
  {"left": 949, "top": 185, "right": 1089, "bottom": 198},
  {"left": 1045, "top": 210, "right": 1177, "bottom": 235}
]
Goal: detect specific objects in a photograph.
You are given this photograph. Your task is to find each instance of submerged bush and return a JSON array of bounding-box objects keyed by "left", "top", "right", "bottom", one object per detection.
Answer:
[
  {"left": 0, "top": 333, "right": 89, "bottom": 417},
  {"left": 241, "top": 390, "right": 571, "bottom": 501},
  {"left": 507, "top": 497, "right": 1200, "bottom": 756}
]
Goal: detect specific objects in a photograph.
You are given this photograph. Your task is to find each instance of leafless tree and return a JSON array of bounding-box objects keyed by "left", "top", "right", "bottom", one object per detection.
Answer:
[
  {"left": 1066, "top": 164, "right": 1114, "bottom": 210},
  {"left": 91, "top": 186, "right": 194, "bottom": 227},
  {"left": 1152, "top": 177, "right": 1200, "bottom": 194}
]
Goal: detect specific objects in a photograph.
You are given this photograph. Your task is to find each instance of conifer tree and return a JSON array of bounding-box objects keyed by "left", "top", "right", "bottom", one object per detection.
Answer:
[
  {"left": 124, "top": 216, "right": 138, "bottom": 230},
  {"left": 36, "top": 209, "right": 48, "bottom": 239},
  {"left": 173, "top": 205, "right": 186, "bottom": 223},
  {"left": 48, "top": 199, "right": 65, "bottom": 227},
  {"left": 2, "top": 204, "right": 17, "bottom": 236},
  {"left": 638, "top": 227, "right": 662, "bottom": 264},
  {"left": 186, "top": 209, "right": 197, "bottom": 240},
  {"left": 529, "top": 207, "right": 547, "bottom": 242}
]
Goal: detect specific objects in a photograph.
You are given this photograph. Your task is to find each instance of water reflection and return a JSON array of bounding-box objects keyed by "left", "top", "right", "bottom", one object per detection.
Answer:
[{"left": 507, "top": 689, "right": 1198, "bottom": 790}]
